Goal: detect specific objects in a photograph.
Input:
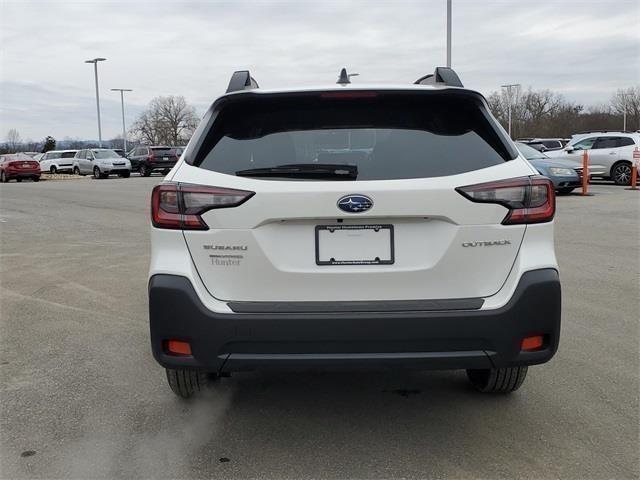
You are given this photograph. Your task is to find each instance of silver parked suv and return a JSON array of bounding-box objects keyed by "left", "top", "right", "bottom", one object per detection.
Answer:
[
  {"left": 73, "top": 149, "right": 132, "bottom": 179},
  {"left": 546, "top": 132, "right": 640, "bottom": 185}
]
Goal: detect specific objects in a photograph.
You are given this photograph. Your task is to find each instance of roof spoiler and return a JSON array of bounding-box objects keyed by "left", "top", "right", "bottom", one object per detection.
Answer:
[
  {"left": 414, "top": 67, "right": 463, "bottom": 88},
  {"left": 226, "top": 70, "right": 259, "bottom": 93}
]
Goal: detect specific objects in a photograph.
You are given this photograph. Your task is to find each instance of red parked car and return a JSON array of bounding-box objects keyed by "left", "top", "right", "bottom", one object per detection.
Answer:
[{"left": 0, "top": 153, "right": 41, "bottom": 182}]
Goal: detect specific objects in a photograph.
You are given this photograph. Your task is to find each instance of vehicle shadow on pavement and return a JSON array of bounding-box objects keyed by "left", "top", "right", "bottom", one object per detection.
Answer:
[{"left": 183, "top": 370, "right": 532, "bottom": 478}]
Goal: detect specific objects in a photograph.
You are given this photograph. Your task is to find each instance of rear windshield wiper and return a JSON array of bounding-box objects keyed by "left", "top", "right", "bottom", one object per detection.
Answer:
[{"left": 235, "top": 163, "right": 358, "bottom": 180}]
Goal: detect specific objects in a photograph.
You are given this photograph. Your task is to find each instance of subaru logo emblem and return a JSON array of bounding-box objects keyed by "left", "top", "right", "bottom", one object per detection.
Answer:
[{"left": 337, "top": 194, "right": 373, "bottom": 213}]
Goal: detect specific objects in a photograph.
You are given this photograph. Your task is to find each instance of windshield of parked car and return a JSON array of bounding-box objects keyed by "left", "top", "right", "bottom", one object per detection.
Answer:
[
  {"left": 92, "top": 150, "right": 121, "bottom": 159},
  {"left": 196, "top": 92, "right": 516, "bottom": 180},
  {"left": 516, "top": 142, "right": 548, "bottom": 160}
]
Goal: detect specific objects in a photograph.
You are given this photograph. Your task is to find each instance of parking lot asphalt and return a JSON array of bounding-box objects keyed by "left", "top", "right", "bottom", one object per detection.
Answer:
[{"left": 1, "top": 177, "right": 638, "bottom": 479}]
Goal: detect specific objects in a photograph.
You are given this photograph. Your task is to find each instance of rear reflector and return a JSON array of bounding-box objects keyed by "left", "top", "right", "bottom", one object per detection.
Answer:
[
  {"left": 456, "top": 176, "right": 555, "bottom": 225},
  {"left": 151, "top": 183, "right": 254, "bottom": 230},
  {"left": 521, "top": 335, "right": 544, "bottom": 352},
  {"left": 166, "top": 340, "right": 192, "bottom": 356}
]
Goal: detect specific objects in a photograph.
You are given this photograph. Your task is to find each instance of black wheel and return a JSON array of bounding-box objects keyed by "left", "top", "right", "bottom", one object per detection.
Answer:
[
  {"left": 466, "top": 366, "right": 528, "bottom": 393},
  {"left": 0, "top": 171, "right": 7, "bottom": 183},
  {"left": 73, "top": 166, "right": 80, "bottom": 175},
  {"left": 50, "top": 166, "right": 57, "bottom": 174},
  {"left": 140, "top": 164, "right": 151, "bottom": 177},
  {"left": 611, "top": 162, "right": 632, "bottom": 186},
  {"left": 118, "top": 170, "right": 131, "bottom": 178},
  {"left": 93, "top": 167, "right": 108, "bottom": 179},
  {"left": 33, "top": 176, "right": 40, "bottom": 182},
  {"left": 557, "top": 187, "right": 575, "bottom": 195},
  {"left": 16, "top": 178, "right": 22, "bottom": 182},
  {"left": 165, "top": 368, "right": 212, "bottom": 399}
]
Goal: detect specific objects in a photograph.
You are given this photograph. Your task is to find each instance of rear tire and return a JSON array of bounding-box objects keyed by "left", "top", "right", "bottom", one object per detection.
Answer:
[
  {"left": 611, "top": 162, "right": 632, "bottom": 186},
  {"left": 33, "top": 176, "right": 40, "bottom": 182},
  {"left": 557, "top": 187, "right": 574, "bottom": 195},
  {"left": 165, "top": 368, "right": 211, "bottom": 399},
  {"left": 466, "top": 366, "right": 528, "bottom": 393},
  {"left": 73, "top": 166, "right": 80, "bottom": 175},
  {"left": 140, "top": 164, "right": 151, "bottom": 177},
  {"left": 16, "top": 178, "right": 22, "bottom": 182},
  {"left": 50, "top": 166, "right": 57, "bottom": 174},
  {"left": 118, "top": 170, "right": 131, "bottom": 178}
]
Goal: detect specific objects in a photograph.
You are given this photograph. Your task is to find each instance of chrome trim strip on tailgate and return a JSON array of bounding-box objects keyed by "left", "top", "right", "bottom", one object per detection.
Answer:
[{"left": 227, "top": 298, "right": 484, "bottom": 313}]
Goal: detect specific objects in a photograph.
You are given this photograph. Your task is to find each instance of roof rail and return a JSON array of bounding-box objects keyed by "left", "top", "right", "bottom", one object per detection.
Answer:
[
  {"left": 226, "top": 70, "right": 259, "bottom": 93},
  {"left": 414, "top": 67, "right": 463, "bottom": 88}
]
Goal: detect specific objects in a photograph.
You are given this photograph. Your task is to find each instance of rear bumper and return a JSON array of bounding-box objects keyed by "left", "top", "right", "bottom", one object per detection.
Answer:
[
  {"left": 143, "top": 161, "right": 176, "bottom": 171},
  {"left": 6, "top": 170, "right": 40, "bottom": 178},
  {"left": 149, "top": 269, "right": 561, "bottom": 373}
]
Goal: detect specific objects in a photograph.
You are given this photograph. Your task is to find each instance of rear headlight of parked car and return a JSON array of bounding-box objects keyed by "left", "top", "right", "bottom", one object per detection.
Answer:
[
  {"left": 456, "top": 176, "right": 555, "bottom": 225},
  {"left": 151, "top": 183, "right": 255, "bottom": 230}
]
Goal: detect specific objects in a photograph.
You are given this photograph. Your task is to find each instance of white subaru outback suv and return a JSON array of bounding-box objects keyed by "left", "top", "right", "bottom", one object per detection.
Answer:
[{"left": 149, "top": 68, "right": 561, "bottom": 398}]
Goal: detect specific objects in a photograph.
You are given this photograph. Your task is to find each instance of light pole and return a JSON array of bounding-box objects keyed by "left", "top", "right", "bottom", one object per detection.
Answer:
[
  {"left": 501, "top": 83, "right": 521, "bottom": 138},
  {"left": 446, "top": 0, "right": 452, "bottom": 67},
  {"left": 85, "top": 58, "right": 107, "bottom": 147},
  {"left": 111, "top": 88, "right": 133, "bottom": 152},
  {"left": 618, "top": 93, "right": 632, "bottom": 131}
]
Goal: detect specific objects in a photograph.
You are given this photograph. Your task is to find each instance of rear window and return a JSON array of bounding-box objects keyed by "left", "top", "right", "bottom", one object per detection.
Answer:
[
  {"left": 61, "top": 152, "right": 76, "bottom": 158},
  {"left": 617, "top": 137, "right": 635, "bottom": 147},
  {"left": 195, "top": 92, "right": 515, "bottom": 181},
  {"left": 151, "top": 148, "right": 176, "bottom": 155}
]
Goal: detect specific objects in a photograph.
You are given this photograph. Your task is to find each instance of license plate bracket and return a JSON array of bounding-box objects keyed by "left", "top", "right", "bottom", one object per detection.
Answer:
[{"left": 315, "top": 224, "right": 394, "bottom": 266}]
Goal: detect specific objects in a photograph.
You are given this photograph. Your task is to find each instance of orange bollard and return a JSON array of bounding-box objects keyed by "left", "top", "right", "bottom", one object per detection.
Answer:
[
  {"left": 630, "top": 147, "right": 640, "bottom": 191},
  {"left": 581, "top": 149, "right": 589, "bottom": 196}
]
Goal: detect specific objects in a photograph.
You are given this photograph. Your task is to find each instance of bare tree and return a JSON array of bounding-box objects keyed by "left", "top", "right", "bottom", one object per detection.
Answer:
[
  {"left": 130, "top": 96, "right": 199, "bottom": 146},
  {"left": 6, "top": 129, "right": 21, "bottom": 152},
  {"left": 487, "top": 88, "right": 585, "bottom": 138},
  {"left": 611, "top": 87, "right": 640, "bottom": 131}
]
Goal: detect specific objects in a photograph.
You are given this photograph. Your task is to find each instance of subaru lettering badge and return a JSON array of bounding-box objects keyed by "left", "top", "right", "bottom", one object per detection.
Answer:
[{"left": 337, "top": 194, "right": 373, "bottom": 213}]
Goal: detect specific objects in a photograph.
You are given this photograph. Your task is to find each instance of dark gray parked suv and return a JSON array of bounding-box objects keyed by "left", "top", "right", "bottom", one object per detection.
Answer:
[{"left": 127, "top": 146, "right": 179, "bottom": 176}]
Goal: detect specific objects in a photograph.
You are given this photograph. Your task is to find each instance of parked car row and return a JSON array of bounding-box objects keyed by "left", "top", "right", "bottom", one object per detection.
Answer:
[{"left": 1, "top": 145, "right": 185, "bottom": 182}]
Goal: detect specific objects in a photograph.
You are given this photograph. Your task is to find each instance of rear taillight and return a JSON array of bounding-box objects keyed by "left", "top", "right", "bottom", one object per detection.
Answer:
[
  {"left": 456, "top": 176, "right": 555, "bottom": 225},
  {"left": 147, "top": 154, "right": 155, "bottom": 162},
  {"left": 151, "top": 183, "right": 254, "bottom": 230}
]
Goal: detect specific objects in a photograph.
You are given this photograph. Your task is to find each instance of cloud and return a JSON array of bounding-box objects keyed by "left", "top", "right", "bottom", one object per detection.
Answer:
[{"left": 1, "top": 0, "right": 638, "bottom": 139}]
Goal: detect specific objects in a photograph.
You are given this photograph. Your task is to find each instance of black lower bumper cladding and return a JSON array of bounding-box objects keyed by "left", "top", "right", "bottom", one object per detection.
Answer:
[{"left": 149, "top": 269, "right": 561, "bottom": 373}]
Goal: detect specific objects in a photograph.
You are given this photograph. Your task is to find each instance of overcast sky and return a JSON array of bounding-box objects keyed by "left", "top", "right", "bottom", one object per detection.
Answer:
[{"left": 1, "top": 0, "right": 639, "bottom": 141}]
